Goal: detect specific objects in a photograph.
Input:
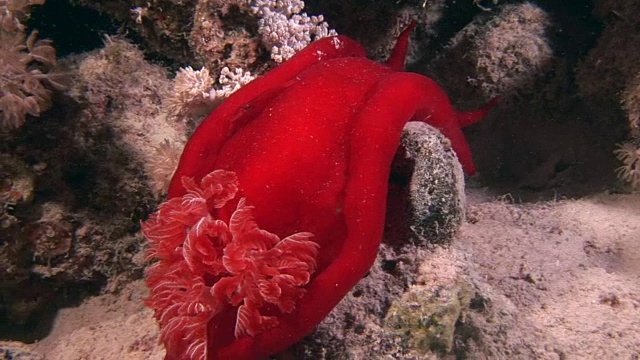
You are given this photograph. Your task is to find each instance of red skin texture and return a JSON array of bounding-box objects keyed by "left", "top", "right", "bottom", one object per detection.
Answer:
[{"left": 166, "top": 25, "right": 496, "bottom": 359}]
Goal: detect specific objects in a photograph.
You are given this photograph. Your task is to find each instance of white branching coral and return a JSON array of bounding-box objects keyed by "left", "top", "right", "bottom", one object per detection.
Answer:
[
  {"left": 217, "top": 67, "right": 255, "bottom": 98},
  {"left": 166, "top": 66, "right": 255, "bottom": 121},
  {"left": 614, "top": 134, "right": 640, "bottom": 189},
  {"left": 249, "top": 0, "right": 337, "bottom": 63}
]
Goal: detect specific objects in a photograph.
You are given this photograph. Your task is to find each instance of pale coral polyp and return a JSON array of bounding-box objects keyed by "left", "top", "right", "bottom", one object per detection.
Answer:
[{"left": 142, "top": 169, "right": 319, "bottom": 360}]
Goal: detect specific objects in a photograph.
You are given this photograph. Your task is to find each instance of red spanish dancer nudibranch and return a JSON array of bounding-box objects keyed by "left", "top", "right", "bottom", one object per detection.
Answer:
[{"left": 142, "top": 22, "right": 497, "bottom": 360}]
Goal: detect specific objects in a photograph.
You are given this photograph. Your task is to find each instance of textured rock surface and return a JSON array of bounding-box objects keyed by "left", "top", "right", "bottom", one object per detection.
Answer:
[
  {"left": 398, "top": 122, "right": 466, "bottom": 243},
  {"left": 427, "top": 2, "right": 553, "bottom": 106},
  {"left": 189, "top": 0, "right": 264, "bottom": 73}
]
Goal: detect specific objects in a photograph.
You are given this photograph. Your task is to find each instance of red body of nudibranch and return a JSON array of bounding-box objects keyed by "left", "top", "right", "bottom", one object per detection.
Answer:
[{"left": 143, "top": 23, "right": 497, "bottom": 360}]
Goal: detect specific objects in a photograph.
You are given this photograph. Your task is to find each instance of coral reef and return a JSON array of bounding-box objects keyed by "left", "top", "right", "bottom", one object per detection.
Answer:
[
  {"left": 80, "top": 0, "right": 332, "bottom": 72},
  {"left": 189, "top": 0, "right": 263, "bottom": 73},
  {"left": 76, "top": 0, "right": 196, "bottom": 65},
  {"left": 169, "top": 0, "right": 337, "bottom": 128},
  {"left": 2, "top": 0, "right": 639, "bottom": 358},
  {"left": 1, "top": 35, "right": 185, "bottom": 331},
  {"left": 70, "top": 36, "right": 186, "bottom": 194},
  {"left": 190, "top": 0, "right": 338, "bottom": 69}
]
